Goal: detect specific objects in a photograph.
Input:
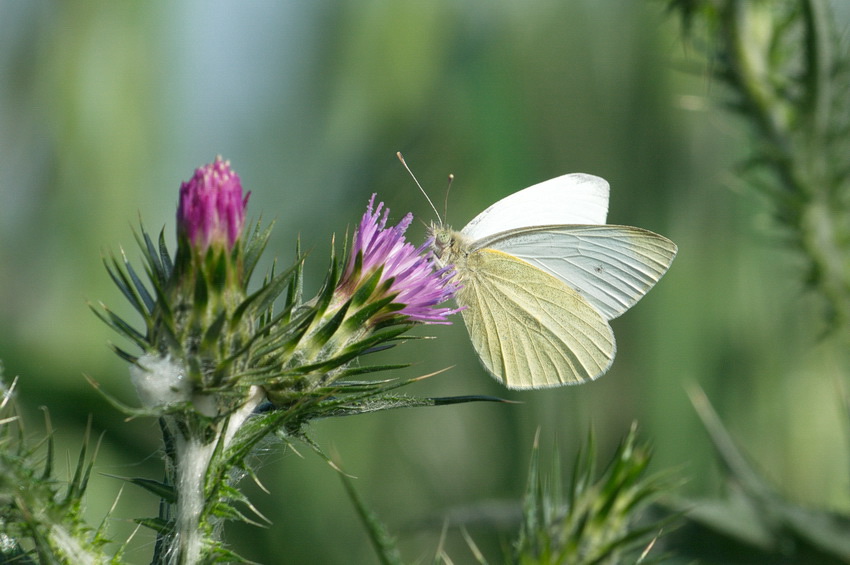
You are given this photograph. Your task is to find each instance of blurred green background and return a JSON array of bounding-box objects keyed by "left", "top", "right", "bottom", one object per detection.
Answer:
[{"left": 2, "top": 1, "right": 849, "bottom": 563}]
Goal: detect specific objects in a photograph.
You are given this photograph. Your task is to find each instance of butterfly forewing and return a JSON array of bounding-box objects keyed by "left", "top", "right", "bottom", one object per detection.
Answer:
[
  {"left": 478, "top": 225, "right": 677, "bottom": 321},
  {"left": 460, "top": 174, "right": 610, "bottom": 241},
  {"left": 456, "top": 248, "right": 616, "bottom": 388}
]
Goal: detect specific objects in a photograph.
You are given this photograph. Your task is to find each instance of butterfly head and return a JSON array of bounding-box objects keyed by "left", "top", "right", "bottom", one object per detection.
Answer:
[{"left": 428, "top": 222, "right": 468, "bottom": 270}]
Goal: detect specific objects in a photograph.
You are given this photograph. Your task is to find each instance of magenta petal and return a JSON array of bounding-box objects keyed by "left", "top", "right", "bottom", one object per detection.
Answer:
[
  {"left": 177, "top": 157, "right": 246, "bottom": 252},
  {"left": 341, "top": 195, "right": 460, "bottom": 324}
]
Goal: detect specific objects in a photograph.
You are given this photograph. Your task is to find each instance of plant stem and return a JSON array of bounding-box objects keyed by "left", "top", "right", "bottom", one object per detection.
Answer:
[
  {"left": 720, "top": 0, "right": 850, "bottom": 327},
  {"left": 157, "top": 386, "right": 264, "bottom": 564},
  {"left": 48, "top": 524, "right": 102, "bottom": 565},
  {"left": 172, "top": 434, "right": 216, "bottom": 564}
]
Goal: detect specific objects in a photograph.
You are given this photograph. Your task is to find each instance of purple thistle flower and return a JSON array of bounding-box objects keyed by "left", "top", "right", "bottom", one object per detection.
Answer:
[
  {"left": 177, "top": 157, "right": 249, "bottom": 252},
  {"left": 341, "top": 195, "right": 460, "bottom": 324}
]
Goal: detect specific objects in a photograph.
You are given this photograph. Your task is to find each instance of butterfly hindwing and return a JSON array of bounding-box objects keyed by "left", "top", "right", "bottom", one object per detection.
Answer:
[{"left": 456, "top": 248, "right": 615, "bottom": 388}]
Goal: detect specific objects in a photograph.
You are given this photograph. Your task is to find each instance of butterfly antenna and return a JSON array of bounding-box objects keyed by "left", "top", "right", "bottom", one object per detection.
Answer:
[
  {"left": 397, "top": 152, "right": 441, "bottom": 223},
  {"left": 443, "top": 173, "right": 454, "bottom": 224}
]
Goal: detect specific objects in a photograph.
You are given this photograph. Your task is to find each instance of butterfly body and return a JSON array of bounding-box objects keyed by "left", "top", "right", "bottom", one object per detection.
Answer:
[{"left": 428, "top": 173, "right": 677, "bottom": 389}]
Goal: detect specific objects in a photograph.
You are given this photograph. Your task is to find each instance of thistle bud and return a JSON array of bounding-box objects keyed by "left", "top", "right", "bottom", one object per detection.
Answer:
[
  {"left": 177, "top": 157, "right": 247, "bottom": 254},
  {"left": 154, "top": 158, "right": 254, "bottom": 414}
]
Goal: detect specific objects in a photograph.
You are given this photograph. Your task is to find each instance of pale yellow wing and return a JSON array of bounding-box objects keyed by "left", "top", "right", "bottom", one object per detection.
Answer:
[
  {"left": 478, "top": 225, "right": 677, "bottom": 320},
  {"left": 456, "top": 248, "right": 615, "bottom": 388}
]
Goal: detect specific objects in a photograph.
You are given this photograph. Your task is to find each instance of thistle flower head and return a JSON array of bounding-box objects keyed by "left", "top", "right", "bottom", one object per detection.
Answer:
[
  {"left": 177, "top": 157, "right": 248, "bottom": 252},
  {"left": 340, "top": 195, "right": 460, "bottom": 324}
]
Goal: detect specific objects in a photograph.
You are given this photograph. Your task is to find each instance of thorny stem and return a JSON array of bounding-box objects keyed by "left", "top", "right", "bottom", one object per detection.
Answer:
[
  {"left": 159, "top": 386, "right": 265, "bottom": 565},
  {"left": 719, "top": 0, "right": 850, "bottom": 327},
  {"left": 48, "top": 525, "right": 101, "bottom": 565},
  {"left": 172, "top": 436, "right": 216, "bottom": 564}
]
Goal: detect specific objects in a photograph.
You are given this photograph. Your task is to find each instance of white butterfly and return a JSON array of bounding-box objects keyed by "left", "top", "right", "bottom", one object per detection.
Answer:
[{"left": 428, "top": 173, "right": 677, "bottom": 389}]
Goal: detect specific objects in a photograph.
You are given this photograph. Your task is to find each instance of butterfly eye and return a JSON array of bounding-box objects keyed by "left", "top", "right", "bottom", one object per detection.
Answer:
[{"left": 430, "top": 230, "right": 450, "bottom": 251}]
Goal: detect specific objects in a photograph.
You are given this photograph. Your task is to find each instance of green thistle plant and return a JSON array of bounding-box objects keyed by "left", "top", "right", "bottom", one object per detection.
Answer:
[
  {"left": 659, "top": 1, "right": 850, "bottom": 562},
  {"left": 663, "top": 388, "right": 850, "bottom": 563},
  {"left": 511, "top": 425, "right": 670, "bottom": 565},
  {"left": 667, "top": 0, "right": 850, "bottom": 329},
  {"left": 0, "top": 377, "right": 117, "bottom": 564},
  {"left": 339, "top": 424, "right": 672, "bottom": 565},
  {"left": 92, "top": 157, "right": 487, "bottom": 564}
]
